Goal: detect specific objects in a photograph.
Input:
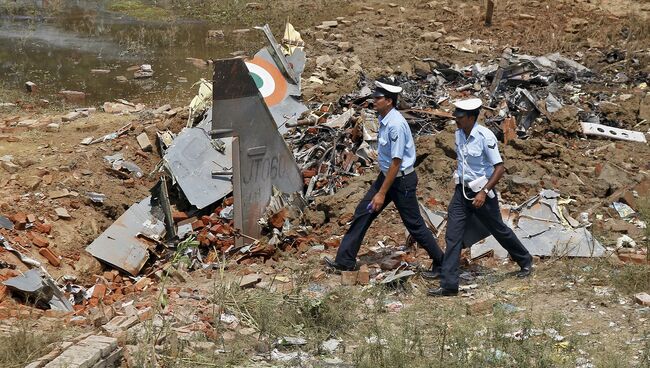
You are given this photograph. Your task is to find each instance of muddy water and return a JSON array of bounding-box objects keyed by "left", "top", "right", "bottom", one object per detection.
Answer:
[{"left": 0, "top": 1, "right": 271, "bottom": 104}]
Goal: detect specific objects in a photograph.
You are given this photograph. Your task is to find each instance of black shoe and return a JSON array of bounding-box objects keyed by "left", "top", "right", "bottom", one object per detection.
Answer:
[
  {"left": 427, "top": 287, "right": 459, "bottom": 297},
  {"left": 421, "top": 270, "right": 441, "bottom": 280},
  {"left": 324, "top": 256, "right": 355, "bottom": 272},
  {"left": 515, "top": 265, "right": 532, "bottom": 278}
]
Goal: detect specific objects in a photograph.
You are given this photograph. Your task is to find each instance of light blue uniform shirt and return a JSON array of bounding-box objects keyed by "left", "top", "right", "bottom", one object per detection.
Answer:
[
  {"left": 455, "top": 123, "right": 503, "bottom": 184},
  {"left": 377, "top": 108, "right": 416, "bottom": 174}
]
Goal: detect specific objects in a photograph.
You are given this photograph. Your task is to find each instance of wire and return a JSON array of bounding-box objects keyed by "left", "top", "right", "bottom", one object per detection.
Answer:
[{"left": 458, "top": 138, "right": 476, "bottom": 201}]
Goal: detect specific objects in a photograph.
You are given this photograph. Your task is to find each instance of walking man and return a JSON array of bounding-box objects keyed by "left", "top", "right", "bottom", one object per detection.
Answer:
[
  {"left": 324, "top": 79, "right": 444, "bottom": 273},
  {"left": 428, "top": 98, "right": 533, "bottom": 297}
]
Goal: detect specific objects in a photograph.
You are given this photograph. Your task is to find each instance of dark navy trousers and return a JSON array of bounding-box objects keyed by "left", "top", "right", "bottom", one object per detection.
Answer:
[
  {"left": 440, "top": 185, "right": 532, "bottom": 290},
  {"left": 335, "top": 172, "right": 444, "bottom": 269}
]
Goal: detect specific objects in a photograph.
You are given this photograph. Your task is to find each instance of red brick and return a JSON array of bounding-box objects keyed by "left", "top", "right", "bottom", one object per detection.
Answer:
[
  {"left": 0, "top": 285, "right": 7, "bottom": 303},
  {"left": 35, "top": 222, "right": 52, "bottom": 234},
  {"left": 191, "top": 219, "right": 205, "bottom": 231},
  {"left": 39, "top": 247, "right": 60, "bottom": 267},
  {"left": 357, "top": 265, "right": 370, "bottom": 285},
  {"left": 172, "top": 211, "right": 189, "bottom": 222},
  {"left": 30, "top": 232, "right": 49, "bottom": 248},
  {"left": 12, "top": 212, "right": 27, "bottom": 230},
  {"left": 103, "top": 271, "right": 115, "bottom": 282},
  {"left": 44, "top": 309, "right": 73, "bottom": 318},
  {"left": 92, "top": 284, "right": 107, "bottom": 299},
  {"left": 0, "top": 306, "right": 10, "bottom": 319},
  {"left": 134, "top": 277, "right": 151, "bottom": 291},
  {"left": 618, "top": 253, "right": 649, "bottom": 264}
]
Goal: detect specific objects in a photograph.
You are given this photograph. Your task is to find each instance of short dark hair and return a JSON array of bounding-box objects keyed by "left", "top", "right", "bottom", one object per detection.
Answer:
[
  {"left": 467, "top": 108, "right": 480, "bottom": 121},
  {"left": 385, "top": 92, "right": 398, "bottom": 107}
]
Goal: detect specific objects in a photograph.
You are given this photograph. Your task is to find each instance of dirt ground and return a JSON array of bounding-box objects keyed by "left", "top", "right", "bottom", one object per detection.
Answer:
[{"left": 0, "top": 0, "right": 649, "bottom": 367}]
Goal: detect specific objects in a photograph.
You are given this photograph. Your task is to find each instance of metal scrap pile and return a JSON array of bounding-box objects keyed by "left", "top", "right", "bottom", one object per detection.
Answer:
[{"left": 284, "top": 47, "right": 647, "bottom": 202}]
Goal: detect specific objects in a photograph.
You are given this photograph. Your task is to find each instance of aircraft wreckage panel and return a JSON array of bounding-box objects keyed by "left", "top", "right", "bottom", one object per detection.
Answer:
[
  {"left": 212, "top": 58, "right": 303, "bottom": 244},
  {"left": 470, "top": 196, "right": 606, "bottom": 259},
  {"left": 163, "top": 128, "right": 234, "bottom": 210},
  {"left": 85, "top": 197, "right": 164, "bottom": 276}
]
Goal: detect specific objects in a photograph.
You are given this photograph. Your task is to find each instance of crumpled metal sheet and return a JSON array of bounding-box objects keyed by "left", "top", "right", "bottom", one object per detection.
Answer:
[
  {"left": 85, "top": 197, "right": 164, "bottom": 275},
  {"left": 3, "top": 269, "right": 73, "bottom": 311},
  {"left": 470, "top": 191, "right": 606, "bottom": 259},
  {"left": 163, "top": 127, "right": 234, "bottom": 210}
]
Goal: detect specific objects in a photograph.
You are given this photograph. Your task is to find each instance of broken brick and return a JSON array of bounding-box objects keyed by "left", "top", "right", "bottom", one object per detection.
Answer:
[
  {"left": 92, "top": 284, "right": 107, "bottom": 299},
  {"left": 192, "top": 219, "right": 206, "bottom": 231},
  {"left": 172, "top": 211, "right": 189, "bottom": 223},
  {"left": 39, "top": 247, "right": 60, "bottom": 267},
  {"left": 134, "top": 277, "right": 152, "bottom": 291},
  {"left": 12, "top": 212, "right": 27, "bottom": 230},
  {"left": 341, "top": 271, "right": 358, "bottom": 286},
  {"left": 269, "top": 208, "right": 287, "bottom": 229},
  {"left": 0, "top": 285, "right": 7, "bottom": 303},
  {"left": 30, "top": 233, "right": 49, "bottom": 248},
  {"left": 618, "top": 253, "right": 648, "bottom": 265},
  {"left": 103, "top": 271, "right": 115, "bottom": 282},
  {"left": 35, "top": 222, "right": 52, "bottom": 234},
  {"left": 357, "top": 264, "right": 370, "bottom": 285}
]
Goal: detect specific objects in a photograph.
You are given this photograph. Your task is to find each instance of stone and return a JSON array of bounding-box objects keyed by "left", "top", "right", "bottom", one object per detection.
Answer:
[
  {"left": 316, "top": 54, "right": 333, "bottom": 68},
  {"left": 1, "top": 160, "right": 20, "bottom": 173},
  {"left": 62, "top": 111, "right": 83, "bottom": 122},
  {"left": 90, "top": 69, "right": 111, "bottom": 74},
  {"left": 136, "top": 133, "right": 152, "bottom": 152},
  {"left": 58, "top": 90, "right": 86, "bottom": 103},
  {"left": 17, "top": 119, "right": 38, "bottom": 127},
  {"left": 337, "top": 41, "right": 353, "bottom": 52},
  {"left": 46, "top": 123, "right": 60, "bottom": 132},
  {"left": 115, "top": 76, "right": 128, "bottom": 83},
  {"left": 102, "top": 315, "right": 140, "bottom": 336},
  {"left": 420, "top": 31, "right": 443, "bottom": 42},
  {"left": 321, "top": 20, "right": 338, "bottom": 28},
  {"left": 466, "top": 295, "right": 495, "bottom": 315},
  {"left": 25, "top": 81, "right": 37, "bottom": 93},
  {"left": 207, "top": 29, "right": 225, "bottom": 38},
  {"left": 413, "top": 60, "right": 431, "bottom": 76},
  {"left": 153, "top": 104, "right": 171, "bottom": 114},
  {"left": 635, "top": 292, "right": 650, "bottom": 306},
  {"left": 55, "top": 207, "right": 71, "bottom": 219},
  {"left": 240, "top": 274, "right": 261, "bottom": 288}
]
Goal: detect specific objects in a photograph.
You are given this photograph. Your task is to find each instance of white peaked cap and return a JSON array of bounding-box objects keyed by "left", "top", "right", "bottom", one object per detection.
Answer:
[
  {"left": 452, "top": 98, "right": 483, "bottom": 111},
  {"left": 374, "top": 80, "right": 403, "bottom": 94}
]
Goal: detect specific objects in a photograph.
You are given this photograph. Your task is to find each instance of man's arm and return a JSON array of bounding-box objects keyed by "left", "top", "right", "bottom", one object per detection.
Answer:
[
  {"left": 472, "top": 163, "right": 505, "bottom": 208},
  {"left": 370, "top": 158, "right": 401, "bottom": 212}
]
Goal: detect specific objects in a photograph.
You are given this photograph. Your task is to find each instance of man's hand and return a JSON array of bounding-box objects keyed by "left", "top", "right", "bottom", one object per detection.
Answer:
[
  {"left": 370, "top": 192, "right": 386, "bottom": 212},
  {"left": 472, "top": 190, "right": 487, "bottom": 208}
]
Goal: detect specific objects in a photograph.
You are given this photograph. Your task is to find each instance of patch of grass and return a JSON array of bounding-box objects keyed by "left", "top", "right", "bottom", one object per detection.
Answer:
[
  {"left": 0, "top": 319, "right": 68, "bottom": 367},
  {"left": 351, "top": 303, "right": 578, "bottom": 368},
  {"left": 108, "top": 0, "right": 173, "bottom": 21}
]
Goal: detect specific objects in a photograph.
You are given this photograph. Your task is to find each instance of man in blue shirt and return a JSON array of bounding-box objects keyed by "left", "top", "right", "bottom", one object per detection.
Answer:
[
  {"left": 428, "top": 98, "right": 533, "bottom": 297},
  {"left": 324, "top": 80, "right": 444, "bottom": 273}
]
